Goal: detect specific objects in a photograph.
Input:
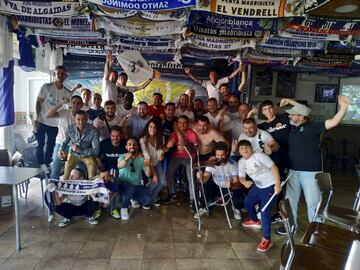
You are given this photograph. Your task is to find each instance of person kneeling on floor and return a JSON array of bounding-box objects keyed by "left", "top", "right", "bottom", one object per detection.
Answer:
[
  {"left": 238, "top": 140, "right": 281, "bottom": 252},
  {"left": 55, "top": 168, "right": 99, "bottom": 227}
]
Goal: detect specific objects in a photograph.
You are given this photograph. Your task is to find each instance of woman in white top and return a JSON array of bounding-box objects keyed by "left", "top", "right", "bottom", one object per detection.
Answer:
[{"left": 140, "top": 119, "right": 165, "bottom": 206}]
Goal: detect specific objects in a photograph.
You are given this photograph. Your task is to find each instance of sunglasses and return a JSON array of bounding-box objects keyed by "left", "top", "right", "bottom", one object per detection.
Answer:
[{"left": 129, "top": 161, "right": 135, "bottom": 173}]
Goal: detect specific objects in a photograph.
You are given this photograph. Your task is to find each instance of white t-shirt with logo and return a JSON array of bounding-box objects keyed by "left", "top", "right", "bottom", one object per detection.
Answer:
[
  {"left": 56, "top": 109, "right": 75, "bottom": 144},
  {"left": 204, "top": 112, "right": 230, "bottom": 129},
  {"left": 93, "top": 115, "right": 122, "bottom": 140},
  {"left": 201, "top": 76, "right": 229, "bottom": 103},
  {"left": 206, "top": 160, "right": 238, "bottom": 188},
  {"left": 116, "top": 105, "right": 137, "bottom": 119},
  {"left": 238, "top": 152, "right": 275, "bottom": 188},
  {"left": 37, "top": 82, "right": 71, "bottom": 127},
  {"left": 175, "top": 108, "right": 195, "bottom": 121},
  {"left": 102, "top": 78, "right": 118, "bottom": 105},
  {"left": 238, "top": 129, "right": 274, "bottom": 153}
]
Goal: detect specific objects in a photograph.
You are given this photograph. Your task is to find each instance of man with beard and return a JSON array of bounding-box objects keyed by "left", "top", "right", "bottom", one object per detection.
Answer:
[
  {"left": 93, "top": 100, "right": 122, "bottom": 140},
  {"left": 86, "top": 93, "right": 104, "bottom": 123},
  {"left": 117, "top": 138, "right": 153, "bottom": 220},
  {"left": 279, "top": 96, "right": 350, "bottom": 229},
  {"left": 196, "top": 142, "right": 248, "bottom": 219},
  {"left": 225, "top": 103, "right": 251, "bottom": 142},
  {"left": 226, "top": 95, "right": 240, "bottom": 121},
  {"left": 34, "top": 65, "right": 73, "bottom": 170},
  {"left": 204, "top": 98, "right": 230, "bottom": 132},
  {"left": 102, "top": 52, "right": 118, "bottom": 105},
  {"left": 175, "top": 94, "right": 195, "bottom": 121},
  {"left": 121, "top": 101, "right": 151, "bottom": 139},
  {"left": 219, "top": 83, "right": 232, "bottom": 107},
  {"left": 148, "top": 93, "right": 165, "bottom": 119},
  {"left": 192, "top": 116, "right": 228, "bottom": 162},
  {"left": 192, "top": 98, "right": 206, "bottom": 120}
]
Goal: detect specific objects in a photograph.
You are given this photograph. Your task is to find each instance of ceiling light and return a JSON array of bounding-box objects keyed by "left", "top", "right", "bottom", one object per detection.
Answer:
[{"left": 335, "top": 5, "right": 358, "bottom": 13}]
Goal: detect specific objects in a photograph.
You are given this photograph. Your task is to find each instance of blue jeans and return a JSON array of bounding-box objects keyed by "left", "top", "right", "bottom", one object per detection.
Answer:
[
  {"left": 118, "top": 181, "right": 151, "bottom": 208},
  {"left": 34, "top": 122, "right": 58, "bottom": 166},
  {"left": 244, "top": 185, "right": 277, "bottom": 240},
  {"left": 50, "top": 143, "right": 68, "bottom": 179},
  {"left": 285, "top": 169, "right": 322, "bottom": 224},
  {"left": 148, "top": 163, "right": 165, "bottom": 201}
]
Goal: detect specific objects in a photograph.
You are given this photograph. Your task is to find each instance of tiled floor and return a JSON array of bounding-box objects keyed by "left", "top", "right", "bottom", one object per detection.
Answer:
[{"left": 0, "top": 170, "right": 358, "bottom": 270}]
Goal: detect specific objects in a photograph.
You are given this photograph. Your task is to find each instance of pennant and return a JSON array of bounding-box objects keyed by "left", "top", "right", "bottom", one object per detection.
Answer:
[
  {"left": 259, "top": 36, "right": 324, "bottom": 50},
  {"left": 15, "top": 15, "right": 91, "bottom": 30},
  {"left": 33, "top": 29, "right": 104, "bottom": 39},
  {"left": 279, "top": 29, "right": 340, "bottom": 41},
  {"left": 0, "top": 60, "right": 14, "bottom": 127},
  {"left": 87, "top": 0, "right": 195, "bottom": 11},
  {"left": 189, "top": 23, "right": 265, "bottom": 38},
  {"left": 188, "top": 34, "right": 257, "bottom": 51}
]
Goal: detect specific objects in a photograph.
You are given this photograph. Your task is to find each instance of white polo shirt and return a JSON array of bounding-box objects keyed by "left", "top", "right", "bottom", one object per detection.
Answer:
[{"left": 201, "top": 76, "right": 229, "bottom": 103}]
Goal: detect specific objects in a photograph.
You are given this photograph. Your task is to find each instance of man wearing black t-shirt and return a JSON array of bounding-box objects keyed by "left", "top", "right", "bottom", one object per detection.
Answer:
[
  {"left": 280, "top": 96, "right": 350, "bottom": 226},
  {"left": 97, "top": 126, "right": 126, "bottom": 175},
  {"left": 161, "top": 102, "right": 177, "bottom": 170}
]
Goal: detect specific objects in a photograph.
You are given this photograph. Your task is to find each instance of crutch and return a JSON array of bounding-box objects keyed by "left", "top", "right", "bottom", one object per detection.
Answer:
[
  {"left": 260, "top": 172, "right": 293, "bottom": 213},
  {"left": 184, "top": 146, "right": 202, "bottom": 233},
  {"left": 195, "top": 149, "right": 209, "bottom": 215}
]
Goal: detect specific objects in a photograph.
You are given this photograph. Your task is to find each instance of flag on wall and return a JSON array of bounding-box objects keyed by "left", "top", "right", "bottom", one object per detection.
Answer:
[{"left": 0, "top": 60, "right": 14, "bottom": 127}]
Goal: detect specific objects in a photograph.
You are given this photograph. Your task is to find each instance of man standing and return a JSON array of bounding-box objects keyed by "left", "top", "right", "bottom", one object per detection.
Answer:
[
  {"left": 93, "top": 100, "right": 122, "bottom": 140},
  {"left": 46, "top": 95, "right": 83, "bottom": 179},
  {"left": 59, "top": 110, "right": 99, "bottom": 179},
  {"left": 148, "top": 93, "right": 165, "bottom": 119},
  {"left": 102, "top": 52, "right": 118, "bottom": 105},
  {"left": 86, "top": 93, "right": 104, "bottom": 123},
  {"left": 281, "top": 96, "right": 350, "bottom": 226},
  {"left": 204, "top": 98, "right": 230, "bottom": 131},
  {"left": 34, "top": 65, "right": 73, "bottom": 170},
  {"left": 116, "top": 92, "right": 136, "bottom": 119},
  {"left": 184, "top": 66, "right": 243, "bottom": 103},
  {"left": 116, "top": 72, "right": 154, "bottom": 102},
  {"left": 121, "top": 101, "right": 151, "bottom": 139},
  {"left": 175, "top": 94, "right": 195, "bottom": 121}
]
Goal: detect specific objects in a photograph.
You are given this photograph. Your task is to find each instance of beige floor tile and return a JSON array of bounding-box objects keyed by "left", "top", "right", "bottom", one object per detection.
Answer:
[
  {"left": 173, "top": 229, "right": 203, "bottom": 242},
  {"left": 231, "top": 242, "right": 269, "bottom": 260},
  {"left": 172, "top": 218, "right": 198, "bottom": 230},
  {"left": 208, "top": 259, "right": 242, "bottom": 270},
  {"left": 11, "top": 241, "right": 54, "bottom": 258},
  {"left": 239, "top": 259, "right": 273, "bottom": 270},
  {"left": 58, "top": 228, "right": 90, "bottom": 242},
  {"left": 108, "top": 259, "right": 142, "bottom": 270},
  {"left": 142, "top": 259, "right": 176, "bottom": 270},
  {"left": 111, "top": 240, "right": 144, "bottom": 259},
  {"left": 0, "top": 240, "right": 16, "bottom": 257},
  {"left": 204, "top": 243, "right": 237, "bottom": 259},
  {"left": 45, "top": 241, "right": 84, "bottom": 258},
  {"left": 143, "top": 242, "right": 175, "bottom": 259},
  {"left": 33, "top": 258, "right": 75, "bottom": 270},
  {"left": 176, "top": 259, "right": 210, "bottom": 270},
  {"left": 1, "top": 257, "right": 40, "bottom": 270},
  {"left": 72, "top": 258, "right": 109, "bottom": 270},
  {"left": 145, "top": 228, "right": 173, "bottom": 242},
  {"left": 174, "top": 242, "right": 207, "bottom": 259},
  {"left": 79, "top": 240, "right": 115, "bottom": 258}
]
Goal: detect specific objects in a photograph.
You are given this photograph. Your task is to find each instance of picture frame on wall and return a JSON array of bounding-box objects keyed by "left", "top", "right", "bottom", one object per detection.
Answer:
[
  {"left": 276, "top": 71, "right": 296, "bottom": 98},
  {"left": 315, "top": 84, "right": 338, "bottom": 103},
  {"left": 254, "top": 70, "right": 273, "bottom": 96}
]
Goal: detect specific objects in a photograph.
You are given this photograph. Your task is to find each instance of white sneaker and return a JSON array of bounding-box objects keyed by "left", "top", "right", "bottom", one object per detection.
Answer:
[
  {"left": 58, "top": 218, "right": 71, "bottom": 228},
  {"left": 87, "top": 217, "right": 99, "bottom": 225},
  {"left": 121, "top": 208, "right": 129, "bottom": 220},
  {"left": 194, "top": 208, "right": 208, "bottom": 219},
  {"left": 130, "top": 199, "right": 140, "bottom": 208},
  {"left": 256, "top": 211, "right": 262, "bottom": 221},
  {"left": 233, "top": 208, "right": 242, "bottom": 220}
]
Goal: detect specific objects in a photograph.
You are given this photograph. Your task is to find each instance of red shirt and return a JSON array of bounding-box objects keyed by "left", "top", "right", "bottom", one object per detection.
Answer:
[
  {"left": 147, "top": 105, "right": 165, "bottom": 118},
  {"left": 169, "top": 128, "right": 198, "bottom": 159}
]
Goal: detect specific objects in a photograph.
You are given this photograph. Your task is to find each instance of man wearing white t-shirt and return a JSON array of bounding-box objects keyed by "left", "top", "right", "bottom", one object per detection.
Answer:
[
  {"left": 46, "top": 95, "right": 83, "bottom": 179},
  {"left": 102, "top": 51, "right": 118, "bottom": 105},
  {"left": 116, "top": 91, "right": 136, "bottom": 119},
  {"left": 175, "top": 94, "right": 195, "bottom": 121},
  {"left": 34, "top": 66, "right": 73, "bottom": 169},
  {"left": 204, "top": 98, "right": 230, "bottom": 132},
  {"left": 93, "top": 100, "right": 122, "bottom": 140},
  {"left": 238, "top": 139, "right": 281, "bottom": 252},
  {"left": 184, "top": 66, "right": 243, "bottom": 103}
]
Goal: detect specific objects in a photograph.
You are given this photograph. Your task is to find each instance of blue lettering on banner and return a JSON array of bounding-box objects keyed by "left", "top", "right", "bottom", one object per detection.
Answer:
[
  {"left": 188, "top": 10, "right": 277, "bottom": 31},
  {"left": 260, "top": 37, "right": 324, "bottom": 50},
  {"left": 89, "top": 0, "right": 195, "bottom": 11}
]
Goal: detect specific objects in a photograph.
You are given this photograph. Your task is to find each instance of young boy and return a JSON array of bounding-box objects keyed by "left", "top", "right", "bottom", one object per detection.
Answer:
[
  {"left": 238, "top": 139, "right": 281, "bottom": 252},
  {"left": 93, "top": 165, "right": 120, "bottom": 219}
]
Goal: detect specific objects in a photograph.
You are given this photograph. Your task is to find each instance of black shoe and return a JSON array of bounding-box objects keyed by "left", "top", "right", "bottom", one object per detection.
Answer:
[
  {"left": 275, "top": 226, "right": 287, "bottom": 236},
  {"left": 163, "top": 194, "right": 178, "bottom": 203},
  {"left": 271, "top": 213, "right": 283, "bottom": 224}
]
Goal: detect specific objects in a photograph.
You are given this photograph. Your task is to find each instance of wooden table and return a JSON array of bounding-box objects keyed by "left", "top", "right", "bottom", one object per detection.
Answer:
[{"left": 0, "top": 166, "right": 46, "bottom": 250}]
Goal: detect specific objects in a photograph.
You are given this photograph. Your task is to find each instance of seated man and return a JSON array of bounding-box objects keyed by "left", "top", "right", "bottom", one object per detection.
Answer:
[
  {"left": 55, "top": 167, "right": 99, "bottom": 227},
  {"left": 196, "top": 142, "right": 248, "bottom": 219},
  {"left": 59, "top": 110, "right": 99, "bottom": 179},
  {"left": 117, "top": 138, "right": 153, "bottom": 220}
]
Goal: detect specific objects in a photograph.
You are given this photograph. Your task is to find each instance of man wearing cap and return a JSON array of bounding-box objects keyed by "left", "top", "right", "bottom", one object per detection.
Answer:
[{"left": 280, "top": 96, "right": 350, "bottom": 227}]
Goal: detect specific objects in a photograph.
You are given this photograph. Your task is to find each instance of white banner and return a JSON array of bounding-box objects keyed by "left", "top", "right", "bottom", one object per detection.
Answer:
[
  {"left": 259, "top": 36, "right": 324, "bottom": 50},
  {"left": 255, "top": 46, "right": 303, "bottom": 56},
  {"left": 110, "top": 35, "right": 176, "bottom": 49},
  {"left": 188, "top": 34, "right": 256, "bottom": 51},
  {"left": 0, "top": 0, "right": 81, "bottom": 17},
  {"left": 279, "top": 29, "right": 340, "bottom": 41},
  {"left": 95, "top": 16, "right": 185, "bottom": 36},
  {"left": 116, "top": 50, "right": 153, "bottom": 84},
  {"left": 64, "top": 47, "right": 118, "bottom": 56},
  {"left": 34, "top": 29, "right": 104, "bottom": 39},
  {"left": 196, "top": 0, "right": 304, "bottom": 18},
  {"left": 16, "top": 15, "right": 91, "bottom": 30}
]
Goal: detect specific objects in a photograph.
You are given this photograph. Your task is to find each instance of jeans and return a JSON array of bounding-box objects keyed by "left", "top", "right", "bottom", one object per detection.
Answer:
[
  {"left": 63, "top": 155, "right": 97, "bottom": 180},
  {"left": 34, "top": 122, "right": 58, "bottom": 166},
  {"left": 285, "top": 169, "right": 322, "bottom": 224},
  {"left": 50, "top": 143, "right": 69, "bottom": 179},
  {"left": 244, "top": 185, "right": 277, "bottom": 240},
  {"left": 55, "top": 200, "right": 98, "bottom": 219},
  {"left": 118, "top": 181, "right": 151, "bottom": 208},
  {"left": 165, "top": 157, "right": 194, "bottom": 200},
  {"left": 148, "top": 163, "right": 165, "bottom": 201}
]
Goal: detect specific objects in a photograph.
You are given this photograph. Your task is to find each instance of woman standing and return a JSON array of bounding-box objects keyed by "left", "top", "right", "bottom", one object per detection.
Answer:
[{"left": 140, "top": 119, "right": 165, "bottom": 206}]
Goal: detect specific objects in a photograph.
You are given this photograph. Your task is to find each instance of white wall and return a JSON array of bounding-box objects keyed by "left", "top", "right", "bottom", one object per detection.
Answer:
[{"left": 250, "top": 66, "right": 339, "bottom": 120}]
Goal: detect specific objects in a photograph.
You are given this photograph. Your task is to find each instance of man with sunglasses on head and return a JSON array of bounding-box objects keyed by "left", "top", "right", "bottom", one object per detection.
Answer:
[{"left": 117, "top": 138, "right": 153, "bottom": 220}]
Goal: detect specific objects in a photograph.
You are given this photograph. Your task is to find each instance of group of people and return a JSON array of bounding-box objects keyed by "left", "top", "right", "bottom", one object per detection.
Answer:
[{"left": 33, "top": 53, "right": 350, "bottom": 252}]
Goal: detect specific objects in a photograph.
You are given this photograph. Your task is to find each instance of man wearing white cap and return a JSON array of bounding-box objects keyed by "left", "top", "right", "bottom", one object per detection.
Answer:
[{"left": 279, "top": 96, "right": 350, "bottom": 229}]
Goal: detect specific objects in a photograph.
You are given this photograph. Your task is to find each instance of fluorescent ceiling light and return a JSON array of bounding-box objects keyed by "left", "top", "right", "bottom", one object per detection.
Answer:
[{"left": 335, "top": 4, "right": 358, "bottom": 13}]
